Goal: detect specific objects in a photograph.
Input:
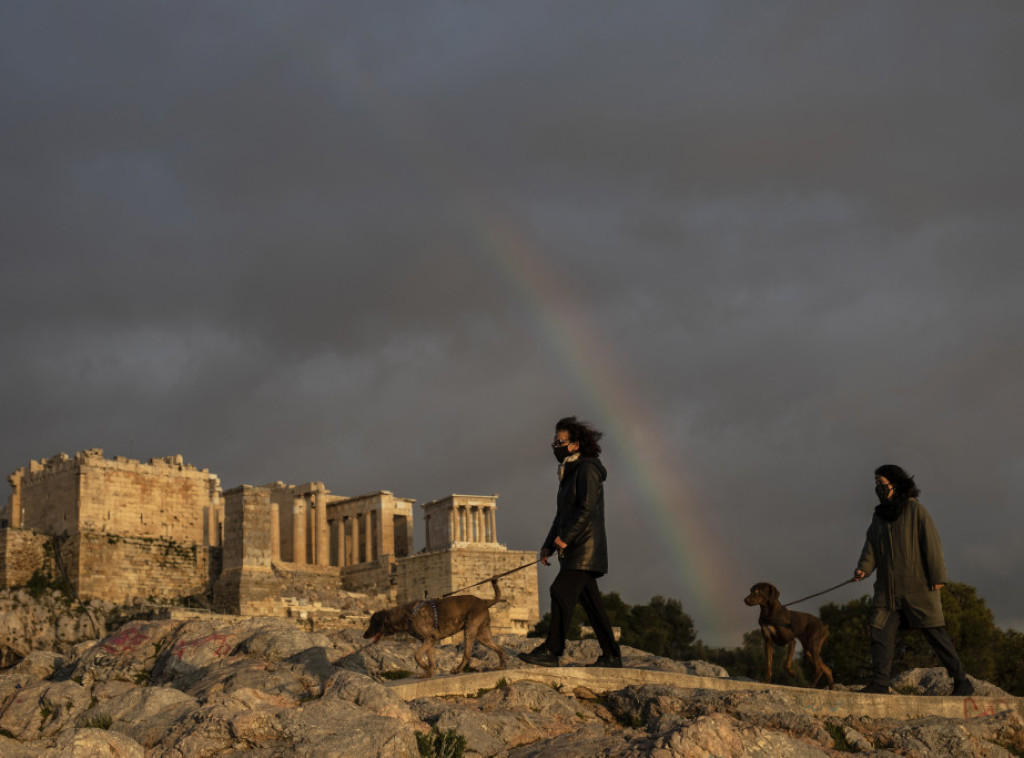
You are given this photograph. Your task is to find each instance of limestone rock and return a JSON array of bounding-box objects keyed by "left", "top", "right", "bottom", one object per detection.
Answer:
[
  {"left": 1, "top": 613, "right": 1022, "bottom": 756},
  {"left": 841, "top": 709, "right": 1024, "bottom": 756},
  {"left": 322, "top": 669, "right": 417, "bottom": 724},
  {"left": 0, "top": 733, "right": 43, "bottom": 757},
  {"left": 412, "top": 680, "right": 601, "bottom": 756},
  {"left": 274, "top": 698, "right": 420, "bottom": 757},
  {"left": 233, "top": 621, "right": 334, "bottom": 663},
  {"left": 506, "top": 722, "right": 636, "bottom": 757},
  {"left": 0, "top": 590, "right": 108, "bottom": 668},
  {"left": 70, "top": 620, "right": 181, "bottom": 688},
  {"left": 50, "top": 727, "right": 145, "bottom": 757},
  {"left": 893, "top": 666, "right": 1010, "bottom": 698},
  {"left": 0, "top": 651, "right": 64, "bottom": 690},
  {"left": 76, "top": 685, "right": 197, "bottom": 748}
]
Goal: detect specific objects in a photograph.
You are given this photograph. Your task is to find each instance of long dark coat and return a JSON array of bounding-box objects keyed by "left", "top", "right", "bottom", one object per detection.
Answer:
[
  {"left": 543, "top": 456, "right": 609, "bottom": 575},
  {"left": 856, "top": 497, "right": 948, "bottom": 628}
]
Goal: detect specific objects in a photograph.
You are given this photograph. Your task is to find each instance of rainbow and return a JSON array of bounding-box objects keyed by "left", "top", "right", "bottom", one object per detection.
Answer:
[
  {"left": 335, "top": 71, "right": 748, "bottom": 643},
  {"left": 473, "top": 207, "right": 748, "bottom": 645}
]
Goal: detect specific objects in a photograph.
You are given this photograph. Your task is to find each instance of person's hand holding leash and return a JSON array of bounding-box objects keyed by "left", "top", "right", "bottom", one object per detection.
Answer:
[
  {"left": 554, "top": 536, "right": 567, "bottom": 559},
  {"left": 541, "top": 537, "right": 567, "bottom": 565}
]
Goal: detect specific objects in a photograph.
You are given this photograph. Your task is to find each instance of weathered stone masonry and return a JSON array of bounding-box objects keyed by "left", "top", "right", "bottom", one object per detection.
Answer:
[
  {"left": 2, "top": 449, "right": 539, "bottom": 635},
  {"left": 3, "top": 449, "right": 222, "bottom": 602}
]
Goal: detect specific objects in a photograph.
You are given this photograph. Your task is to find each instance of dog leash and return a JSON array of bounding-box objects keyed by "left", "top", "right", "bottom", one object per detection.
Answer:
[
  {"left": 341, "top": 558, "right": 543, "bottom": 661},
  {"left": 783, "top": 578, "right": 857, "bottom": 607},
  {"left": 441, "top": 557, "right": 544, "bottom": 598}
]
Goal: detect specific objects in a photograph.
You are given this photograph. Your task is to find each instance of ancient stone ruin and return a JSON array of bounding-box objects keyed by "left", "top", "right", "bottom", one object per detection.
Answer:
[{"left": 0, "top": 449, "right": 539, "bottom": 635}]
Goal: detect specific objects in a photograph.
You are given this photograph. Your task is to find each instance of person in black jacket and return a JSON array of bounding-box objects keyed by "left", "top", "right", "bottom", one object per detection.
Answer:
[{"left": 518, "top": 416, "right": 623, "bottom": 668}]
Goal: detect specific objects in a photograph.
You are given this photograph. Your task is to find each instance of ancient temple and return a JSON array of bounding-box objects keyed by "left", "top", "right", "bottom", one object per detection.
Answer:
[{"left": 2, "top": 449, "right": 539, "bottom": 635}]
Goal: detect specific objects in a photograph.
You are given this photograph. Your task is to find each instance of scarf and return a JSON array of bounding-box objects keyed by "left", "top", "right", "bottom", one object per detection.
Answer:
[
  {"left": 874, "top": 496, "right": 907, "bottom": 523},
  {"left": 558, "top": 452, "right": 580, "bottom": 481}
]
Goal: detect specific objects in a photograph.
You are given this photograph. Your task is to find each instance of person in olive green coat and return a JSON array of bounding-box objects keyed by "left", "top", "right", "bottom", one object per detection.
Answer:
[{"left": 853, "top": 464, "right": 973, "bottom": 696}]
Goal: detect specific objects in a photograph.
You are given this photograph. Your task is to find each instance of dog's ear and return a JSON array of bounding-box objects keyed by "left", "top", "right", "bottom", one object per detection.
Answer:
[{"left": 768, "top": 584, "right": 780, "bottom": 604}]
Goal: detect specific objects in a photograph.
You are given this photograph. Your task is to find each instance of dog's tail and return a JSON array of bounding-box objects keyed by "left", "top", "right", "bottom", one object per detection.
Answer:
[{"left": 486, "top": 577, "right": 504, "bottom": 607}]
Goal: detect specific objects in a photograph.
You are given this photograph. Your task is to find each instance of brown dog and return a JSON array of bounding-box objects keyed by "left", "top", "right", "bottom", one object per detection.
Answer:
[
  {"left": 363, "top": 578, "right": 507, "bottom": 677},
  {"left": 744, "top": 582, "right": 834, "bottom": 688}
]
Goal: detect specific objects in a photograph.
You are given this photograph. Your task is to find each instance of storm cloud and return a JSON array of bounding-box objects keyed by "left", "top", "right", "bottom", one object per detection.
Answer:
[{"left": 2, "top": 2, "right": 1023, "bottom": 645}]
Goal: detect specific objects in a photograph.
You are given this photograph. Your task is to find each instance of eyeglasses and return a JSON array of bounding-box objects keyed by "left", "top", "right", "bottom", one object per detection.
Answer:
[{"left": 551, "top": 440, "right": 571, "bottom": 449}]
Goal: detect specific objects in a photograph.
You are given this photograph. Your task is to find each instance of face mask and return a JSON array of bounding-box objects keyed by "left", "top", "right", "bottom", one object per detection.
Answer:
[
  {"left": 875, "top": 483, "right": 891, "bottom": 503},
  {"left": 553, "top": 444, "right": 571, "bottom": 463}
]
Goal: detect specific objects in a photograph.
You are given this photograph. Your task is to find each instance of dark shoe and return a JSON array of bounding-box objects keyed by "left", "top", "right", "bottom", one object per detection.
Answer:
[
  {"left": 952, "top": 679, "right": 975, "bottom": 697},
  {"left": 518, "top": 645, "right": 560, "bottom": 667},
  {"left": 588, "top": 654, "right": 623, "bottom": 668},
  {"left": 861, "top": 683, "right": 891, "bottom": 694}
]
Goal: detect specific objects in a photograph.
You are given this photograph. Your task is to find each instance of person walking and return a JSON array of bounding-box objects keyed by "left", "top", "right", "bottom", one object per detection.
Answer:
[
  {"left": 853, "top": 464, "right": 973, "bottom": 695},
  {"left": 519, "top": 416, "right": 623, "bottom": 668}
]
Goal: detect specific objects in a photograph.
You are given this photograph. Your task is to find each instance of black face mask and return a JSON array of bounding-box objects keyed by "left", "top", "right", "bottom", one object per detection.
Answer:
[
  {"left": 553, "top": 445, "right": 572, "bottom": 463},
  {"left": 875, "top": 484, "right": 891, "bottom": 503}
]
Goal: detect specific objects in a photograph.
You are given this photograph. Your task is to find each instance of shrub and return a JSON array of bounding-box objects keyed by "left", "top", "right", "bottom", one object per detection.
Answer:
[{"left": 416, "top": 726, "right": 466, "bottom": 758}]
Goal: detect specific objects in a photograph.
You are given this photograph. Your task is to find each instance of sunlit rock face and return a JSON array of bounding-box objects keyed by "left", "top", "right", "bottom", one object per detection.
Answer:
[{"left": 0, "top": 615, "right": 1020, "bottom": 757}]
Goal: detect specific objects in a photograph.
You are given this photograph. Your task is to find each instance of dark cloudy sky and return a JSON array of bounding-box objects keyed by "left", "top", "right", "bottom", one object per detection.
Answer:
[{"left": 3, "top": 2, "right": 1023, "bottom": 647}]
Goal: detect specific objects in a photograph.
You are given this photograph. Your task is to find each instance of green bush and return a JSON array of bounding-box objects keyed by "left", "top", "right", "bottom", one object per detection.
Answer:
[
  {"left": 77, "top": 714, "right": 113, "bottom": 730},
  {"left": 416, "top": 726, "right": 466, "bottom": 758}
]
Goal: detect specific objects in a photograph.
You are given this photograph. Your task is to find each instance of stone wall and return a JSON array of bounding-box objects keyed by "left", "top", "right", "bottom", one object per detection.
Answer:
[
  {"left": 328, "top": 492, "right": 415, "bottom": 567},
  {"left": 0, "top": 528, "right": 51, "bottom": 588},
  {"left": 4, "top": 449, "right": 541, "bottom": 631},
  {"left": 5, "top": 450, "right": 223, "bottom": 604},
  {"left": 8, "top": 450, "right": 222, "bottom": 545},
  {"left": 214, "top": 486, "right": 284, "bottom": 617},
  {"left": 9, "top": 456, "right": 80, "bottom": 534},
  {"left": 339, "top": 557, "right": 396, "bottom": 600},
  {"left": 76, "top": 454, "right": 220, "bottom": 543},
  {"left": 272, "top": 563, "right": 347, "bottom": 606},
  {"left": 71, "top": 532, "right": 216, "bottom": 602},
  {"left": 397, "top": 547, "right": 540, "bottom": 636}
]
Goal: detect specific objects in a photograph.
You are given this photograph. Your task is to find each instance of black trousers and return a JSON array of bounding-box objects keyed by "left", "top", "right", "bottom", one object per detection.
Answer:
[
  {"left": 545, "top": 568, "right": 621, "bottom": 658},
  {"left": 870, "top": 610, "right": 967, "bottom": 688}
]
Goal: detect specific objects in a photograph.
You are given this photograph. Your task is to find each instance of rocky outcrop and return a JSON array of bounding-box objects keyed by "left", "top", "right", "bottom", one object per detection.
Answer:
[
  {"left": 0, "top": 614, "right": 1020, "bottom": 756},
  {"left": 0, "top": 589, "right": 109, "bottom": 667}
]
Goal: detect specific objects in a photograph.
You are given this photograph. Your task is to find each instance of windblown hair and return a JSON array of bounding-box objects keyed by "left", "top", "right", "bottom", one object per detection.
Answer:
[
  {"left": 874, "top": 464, "right": 921, "bottom": 499},
  {"left": 555, "top": 416, "right": 603, "bottom": 457}
]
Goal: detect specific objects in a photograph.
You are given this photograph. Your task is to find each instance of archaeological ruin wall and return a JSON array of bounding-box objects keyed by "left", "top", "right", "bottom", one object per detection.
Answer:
[
  {"left": 3, "top": 449, "right": 540, "bottom": 634},
  {"left": 3, "top": 449, "right": 223, "bottom": 602},
  {"left": 333, "top": 491, "right": 415, "bottom": 595},
  {"left": 400, "top": 495, "right": 540, "bottom": 636}
]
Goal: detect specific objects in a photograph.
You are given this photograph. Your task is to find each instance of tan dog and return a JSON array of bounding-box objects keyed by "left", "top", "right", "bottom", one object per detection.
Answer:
[
  {"left": 363, "top": 578, "right": 507, "bottom": 677},
  {"left": 744, "top": 582, "right": 834, "bottom": 688}
]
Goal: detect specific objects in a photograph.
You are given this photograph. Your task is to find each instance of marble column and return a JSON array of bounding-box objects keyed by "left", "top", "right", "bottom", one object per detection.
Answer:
[
  {"left": 315, "top": 492, "right": 329, "bottom": 567},
  {"left": 364, "top": 510, "right": 374, "bottom": 561},
  {"left": 270, "top": 502, "right": 280, "bottom": 562},
  {"left": 292, "top": 495, "right": 306, "bottom": 565},
  {"left": 330, "top": 518, "right": 341, "bottom": 566},
  {"left": 207, "top": 503, "right": 221, "bottom": 547}
]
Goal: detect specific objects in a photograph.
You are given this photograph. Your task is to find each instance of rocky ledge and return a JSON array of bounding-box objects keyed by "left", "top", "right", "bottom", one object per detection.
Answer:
[{"left": 0, "top": 614, "right": 1021, "bottom": 757}]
